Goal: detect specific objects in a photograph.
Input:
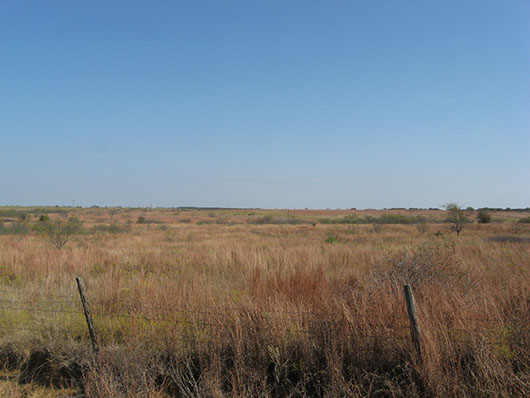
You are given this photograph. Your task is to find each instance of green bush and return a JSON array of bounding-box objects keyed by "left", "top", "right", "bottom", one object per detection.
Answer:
[
  {"left": 248, "top": 216, "right": 305, "bottom": 225},
  {"left": 91, "top": 223, "right": 131, "bottom": 234},
  {"left": 488, "top": 235, "right": 530, "bottom": 244},
  {"left": 248, "top": 216, "right": 273, "bottom": 225},
  {"left": 325, "top": 235, "right": 338, "bottom": 244},
  {"left": 320, "top": 215, "right": 360, "bottom": 224},
  {"left": 477, "top": 209, "right": 492, "bottom": 224},
  {"left": 0, "top": 222, "right": 30, "bottom": 237},
  {"left": 196, "top": 220, "right": 215, "bottom": 225},
  {"left": 34, "top": 218, "right": 82, "bottom": 250},
  {"left": 319, "top": 214, "right": 429, "bottom": 225}
]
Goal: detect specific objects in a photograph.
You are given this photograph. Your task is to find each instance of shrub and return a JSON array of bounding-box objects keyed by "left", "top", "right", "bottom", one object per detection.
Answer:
[
  {"left": 372, "top": 223, "right": 384, "bottom": 233},
  {"left": 342, "top": 215, "right": 360, "bottom": 224},
  {"left": 376, "top": 214, "right": 424, "bottom": 224},
  {"left": 488, "top": 235, "right": 530, "bottom": 244},
  {"left": 510, "top": 222, "right": 523, "bottom": 235},
  {"left": 271, "top": 217, "right": 303, "bottom": 225},
  {"left": 477, "top": 209, "right": 492, "bottom": 224},
  {"left": 0, "top": 221, "right": 30, "bottom": 239},
  {"left": 0, "top": 209, "right": 43, "bottom": 220},
  {"left": 136, "top": 216, "right": 162, "bottom": 224},
  {"left": 320, "top": 215, "right": 429, "bottom": 225},
  {"left": 108, "top": 209, "right": 119, "bottom": 219},
  {"left": 325, "top": 235, "right": 338, "bottom": 244},
  {"left": 248, "top": 216, "right": 273, "bottom": 225},
  {"left": 91, "top": 223, "right": 131, "bottom": 234},
  {"left": 416, "top": 218, "right": 428, "bottom": 233},
  {"left": 372, "top": 242, "right": 466, "bottom": 293},
  {"left": 11, "top": 222, "right": 30, "bottom": 238},
  {"left": 247, "top": 216, "right": 304, "bottom": 225},
  {"left": 344, "top": 225, "right": 357, "bottom": 234},
  {"left": 35, "top": 218, "right": 82, "bottom": 250}
]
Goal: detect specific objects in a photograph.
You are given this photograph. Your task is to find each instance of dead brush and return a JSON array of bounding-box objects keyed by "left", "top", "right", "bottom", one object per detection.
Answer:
[{"left": 371, "top": 241, "right": 472, "bottom": 298}]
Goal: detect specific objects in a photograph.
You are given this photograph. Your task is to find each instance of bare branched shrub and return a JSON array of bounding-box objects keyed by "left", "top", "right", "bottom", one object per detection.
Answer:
[
  {"left": 511, "top": 221, "right": 523, "bottom": 235},
  {"left": 372, "top": 222, "right": 384, "bottom": 233},
  {"left": 35, "top": 218, "right": 82, "bottom": 250},
  {"left": 163, "top": 228, "right": 177, "bottom": 242},
  {"left": 344, "top": 225, "right": 357, "bottom": 234},
  {"left": 415, "top": 220, "right": 428, "bottom": 234},
  {"left": 372, "top": 242, "right": 468, "bottom": 295}
]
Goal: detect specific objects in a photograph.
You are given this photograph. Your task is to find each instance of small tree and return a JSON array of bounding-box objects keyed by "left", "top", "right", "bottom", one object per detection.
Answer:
[
  {"left": 35, "top": 217, "right": 81, "bottom": 250},
  {"left": 444, "top": 202, "right": 471, "bottom": 236}
]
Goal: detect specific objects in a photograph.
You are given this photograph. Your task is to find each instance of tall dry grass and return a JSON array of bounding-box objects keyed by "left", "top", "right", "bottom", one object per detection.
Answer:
[{"left": 0, "top": 208, "right": 528, "bottom": 396}]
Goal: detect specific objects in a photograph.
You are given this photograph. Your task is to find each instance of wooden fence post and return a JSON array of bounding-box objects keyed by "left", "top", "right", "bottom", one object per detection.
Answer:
[
  {"left": 403, "top": 284, "right": 422, "bottom": 364},
  {"left": 76, "top": 277, "right": 99, "bottom": 355}
]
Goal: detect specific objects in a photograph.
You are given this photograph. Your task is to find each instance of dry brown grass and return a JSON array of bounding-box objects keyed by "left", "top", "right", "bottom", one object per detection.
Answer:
[{"left": 0, "top": 207, "right": 529, "bottom": 397}]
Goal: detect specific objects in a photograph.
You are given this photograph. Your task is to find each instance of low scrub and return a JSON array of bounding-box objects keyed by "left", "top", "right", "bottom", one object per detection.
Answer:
[
  {"left": 477, "top": 209, "right": 492, "bottom": 224},
  {"left": 488, "top": 235, "right": 530, "bottom": 244},
  {"left": 34, "top": 217, "right": 82, "bottom": 250},
  {"left": 90, "top": 223, "right": 131, "bottom": 234},
  {"left": 137, "top": 216, "right": 163, "bottom": 224},
  {"left": 248, "top": 216, "right": 304, "bottom": 225},
  {"left": 372, "top": 242, "right": 468, "bottom": 293},
  {"left": 0, "top": 221, "right": 30, "bottom": 236},
  {"left": 320, "top": 214, "right": 430, "bottom": 225}
]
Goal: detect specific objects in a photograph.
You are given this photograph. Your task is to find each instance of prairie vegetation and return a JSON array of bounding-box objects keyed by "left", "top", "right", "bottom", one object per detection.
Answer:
[{"left": 0, "top": 207, "right": 529, "bottom": 397}]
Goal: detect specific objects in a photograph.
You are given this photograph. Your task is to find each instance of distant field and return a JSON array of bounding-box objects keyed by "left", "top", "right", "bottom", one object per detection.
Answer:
[{"left": 0, "top": 207, "right": 528, "bottom": 397}]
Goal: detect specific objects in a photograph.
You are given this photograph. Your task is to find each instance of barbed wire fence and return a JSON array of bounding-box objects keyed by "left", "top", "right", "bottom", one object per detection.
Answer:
[{"left": 0, "top": 280, "right": 526, "bottom": 360}]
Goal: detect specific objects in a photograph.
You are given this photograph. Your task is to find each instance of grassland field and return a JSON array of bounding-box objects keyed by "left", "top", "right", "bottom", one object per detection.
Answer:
[{"left": 0, "top": 206, "right": 528, "bottom": 397}]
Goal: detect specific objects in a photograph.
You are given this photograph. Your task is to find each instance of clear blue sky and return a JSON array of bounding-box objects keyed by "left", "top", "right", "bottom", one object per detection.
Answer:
[{"left": 1, "top": 1, "right": 529, "bottom": 209}]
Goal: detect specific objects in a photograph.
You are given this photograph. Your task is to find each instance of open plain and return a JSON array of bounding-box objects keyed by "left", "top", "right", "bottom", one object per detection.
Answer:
[{"left": 0, "top": 206, "right": 528, "bottom": 397}]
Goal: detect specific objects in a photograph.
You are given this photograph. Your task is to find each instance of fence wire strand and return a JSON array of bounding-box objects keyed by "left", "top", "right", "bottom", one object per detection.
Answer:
[{"left": 1, "top": 294, "right": 528, "bottom": 350}]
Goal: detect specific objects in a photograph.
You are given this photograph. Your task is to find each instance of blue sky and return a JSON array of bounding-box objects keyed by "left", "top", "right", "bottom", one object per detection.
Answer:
[{"left": 1, "top": 0, "right": 529, "bottom": 209}]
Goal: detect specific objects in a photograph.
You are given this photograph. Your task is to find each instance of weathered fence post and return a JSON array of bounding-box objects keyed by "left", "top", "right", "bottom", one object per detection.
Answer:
[
  {"left": 76, "top": 277, "right": 99, "bottom": 355},
  {"left": 403, "top": 284, "right": 422, "bottom": 364}
]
